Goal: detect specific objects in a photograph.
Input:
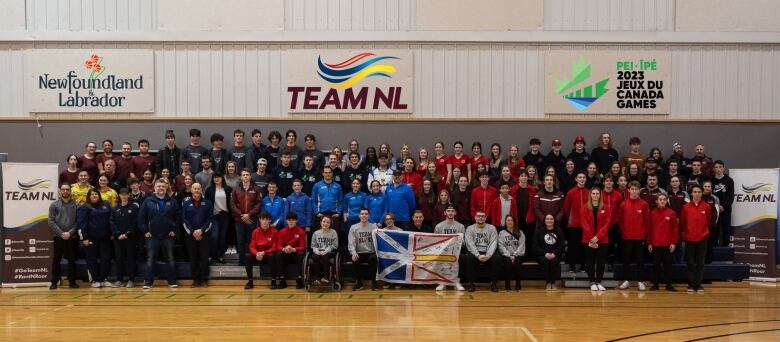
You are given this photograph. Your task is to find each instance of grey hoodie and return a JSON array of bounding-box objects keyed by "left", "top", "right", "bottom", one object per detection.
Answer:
[
  {"left": 311, "top": 228, "right": 338, "bottom": 254},
  {"left": 498, "top": 229, "right": 526, "bottom": 257},
  {"left": 348, "top": 222, "right": 377, "bottom": 254},
  {"left": 48, "top": 198, "right": 77, "bottom": 236},
  {"left": 434, "top": 220, "right": 465, "bottom": 235},
  {"left": 465, "top": 223, "right": 498, "bottom": 258}
]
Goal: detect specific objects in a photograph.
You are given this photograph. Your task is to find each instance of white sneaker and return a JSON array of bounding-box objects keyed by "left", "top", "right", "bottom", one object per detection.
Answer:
[
  {"left": 619, "top": 280, "right": 630, "bottom": 289},
  {"left": 111, "top": 281, "right": 122, "bottom": 288},
  {"left": 169, "top": 284, "right": 178, "bottom": 288},
  {"left": 126, "top": 281, "right": 134, "bottom": 288},
  {"left": 638, "top": 282, "right": 646, "bottom": 291},
  {"left": 455, "top": 283, "right": 465, "bottom": 291},
  {"left": 435, "top": 284, "right": 446, "bottom": 291},
  {"left": 597, "top": 283, "right": 606, "bottom": 291},
  {"left": 590, "top": 283, "right": 598, "bottom": 291},
  {"left": 550, "top": 284, "right": 557, "bottom": 291},
  {"left": 91, "top": 281, "right": 102, "bottom": 288}
]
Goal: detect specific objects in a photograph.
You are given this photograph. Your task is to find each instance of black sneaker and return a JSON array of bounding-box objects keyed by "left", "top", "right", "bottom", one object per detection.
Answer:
[
  {"left": 295, "top": 278, "right": 304, "bottom": 289},
  {"left": 515, "top": 282, "right": 522, "bottom": 291},
  {"left": 353, "top": 281, "right": 364, "bottom": 291},
  {"left": 244, "top": 281, "right": 254, "bottom": 290},
  {"left": 49, "top": 282, "right": 58, "bottom": 290},
  {"left": 370, "top": 281, "right": 378, "bottom": 291},
  {"left": 649, "top": 284, "right": 660, "bottom": 291},
  {"left": 277, "top": 279, "right": 288, "bottom": 289},
  {"left": 505, "top": 282, "right": 511, "bottom": 291},
  {"left": 270, "top": 279, "right": 278, "bottom": 289},
  {"left": 490, "top": 282, "right": 499, "bottom": 292},
  {"left": 467, "top": 283, "right": 476, "bottom": 292},
  {"left": 666, "top": 285, "right": 677, "bottom": 292}
]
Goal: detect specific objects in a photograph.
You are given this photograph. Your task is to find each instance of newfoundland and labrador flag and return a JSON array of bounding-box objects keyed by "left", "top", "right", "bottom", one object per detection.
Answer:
[{"left": 373, "top": 229, "right": 463, "bottom": 285}]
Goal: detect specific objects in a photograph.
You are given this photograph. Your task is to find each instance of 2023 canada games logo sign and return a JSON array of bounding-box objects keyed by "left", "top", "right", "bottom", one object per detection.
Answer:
[
  {"left": 287, "top": 51, "right": 412, "bottom": 113},
  {"left": 554, "top": 56, "right": 609, "bottom": 112}
]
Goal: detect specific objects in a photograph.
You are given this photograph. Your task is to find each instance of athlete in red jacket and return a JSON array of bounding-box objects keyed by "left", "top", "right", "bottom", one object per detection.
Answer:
[
  {"left": 680, "top": 185, "right": 712, "bottom": 292},
  {"left": 471, "top": 173, "right": 498, "bottom": 222},
  {"left": 275, "top": 213, "right": 307, "bottom": 289},
  {"left": 648, "top": 194, "right": 679, "bottom": 291},
  {"left": 490, "top": 183, "right": 518, "bottom": 227},
  {"left": 580, "top": 188, "right": 611, "bottom": 291},
  {"left": 245, "top": 213, "right": 278, "bottom": 289},
  {"left": 563, "top": 172, "right": 589, "bottom": 271},
  {"left": 617, "top": 181, "right": 650, "bottom": 291}
]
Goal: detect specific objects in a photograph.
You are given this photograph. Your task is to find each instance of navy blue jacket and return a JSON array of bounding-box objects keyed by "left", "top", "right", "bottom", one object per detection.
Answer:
[
  {"left": 110, "top": 202, "right": 140, "bottom": 237},
  {"left": 77, "top": 204, "right": 113, "bottom": 241},
  {"left": 181, "top": 197, "right": 214, "bottom": 235},
  {"left": 138, "top": 195, "right": 180, "bottom": 238}
]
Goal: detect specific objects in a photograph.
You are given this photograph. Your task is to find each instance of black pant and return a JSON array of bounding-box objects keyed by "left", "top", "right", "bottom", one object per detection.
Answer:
[
  {"left": 608, "top": 225, "right": 622, "bottom": 262},
  {"left": 245, "top": 252, "right": 277, "bottom": 280},
  {"left": 585, "top": 244, "right": 608, "bottom": 283},
  {"left": 311, "top": 252, "right": 334, "bottom": 279},
  {"left": 621, "top": 239, "right": 645, "bottom": 281},
  {"left": 352, "top": 253, "right": 377, "bottom": 283},
  {"left": 502, "top": 256, "right": 522, "bottom": 287},
  {"left": 465, "top": 253, "right": 500, "bottom": 284},
  {"left": 652, "top": 246, "right": 673, "bottom": 287},
  {"left": 538, "top": 255, "right": 561, "bottom": 284},
  {"left": 185, "top": 233, "right": 210, "bottom": 282},
  {"left": 565, "top": 227, "right": 585, "bottom": 269},
  {"left": 114, "top": 235, "right": 137, "bottom": 282},
  {"left": 85, "top": 238, "right": 112, "bottom": 283},
  {"left": 51, "top": 236, "right": 78, "bottom": 284},
  {"left": 706, "top": 222, "right": 721, "bottom": 263},
  {"left": 720, "top": 212, "right": 732, "bottom": 247},
  {"left": 520, "top": 221, "right": 535, "bottom": 259},
  {"left": 275, "top": 252, "right": 304, "bottom": 279},
  {"left": 685, "top": 240, "right": 707, "bottom": 289}
]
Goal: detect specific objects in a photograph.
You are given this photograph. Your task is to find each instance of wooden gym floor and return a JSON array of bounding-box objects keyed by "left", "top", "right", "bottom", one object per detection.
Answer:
[{"left": 0, "top": 281, "right": 777, "bottom": 341}]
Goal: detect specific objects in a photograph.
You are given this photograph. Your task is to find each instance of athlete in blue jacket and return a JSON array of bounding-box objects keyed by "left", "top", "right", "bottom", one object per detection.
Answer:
[{"left": 385, "top": 170, "right": 416, "bottom": 229}]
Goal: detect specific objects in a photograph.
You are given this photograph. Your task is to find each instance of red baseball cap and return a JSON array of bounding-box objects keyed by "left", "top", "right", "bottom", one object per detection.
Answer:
[
  {"left": 574, "top": 136, "right": 586, "bottom": 144},
  {"left": 552, "top": 139, "right": 562, "bottom": 146}
]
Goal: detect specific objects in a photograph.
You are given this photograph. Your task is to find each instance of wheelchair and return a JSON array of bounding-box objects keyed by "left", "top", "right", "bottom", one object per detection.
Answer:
[{"left": 302, "top": 251, "right": 343, "bottom": 292}]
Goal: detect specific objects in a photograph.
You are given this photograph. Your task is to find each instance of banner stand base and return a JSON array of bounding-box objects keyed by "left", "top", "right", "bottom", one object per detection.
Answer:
[
  {"left": 747, "top": 277, "right": 778, "bottom": 283},
  {"left": 2, "top": 282, "right": 50, "bottom": 288}
]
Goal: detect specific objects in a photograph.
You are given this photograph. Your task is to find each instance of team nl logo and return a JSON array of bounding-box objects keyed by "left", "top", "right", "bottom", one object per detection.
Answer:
[
  {"left": 17, "top": 179, "right": 51, "bottom": 192},
  {"left": 5, "top": 178, "right": 55, "bottom": 201},
  {"left": 554, "top": 56, "right": 609, "bottom": 111},
  {"left": 736, "top": 182, "right": 776, "bottom": 203},
  {"left": 317, "top": 52, "right": 399, "bottom": 89}
]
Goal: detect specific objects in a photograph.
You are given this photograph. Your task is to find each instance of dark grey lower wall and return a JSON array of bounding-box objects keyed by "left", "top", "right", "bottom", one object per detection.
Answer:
[{"left": 1, "top": 121, "right": 778, "bottom": 170}]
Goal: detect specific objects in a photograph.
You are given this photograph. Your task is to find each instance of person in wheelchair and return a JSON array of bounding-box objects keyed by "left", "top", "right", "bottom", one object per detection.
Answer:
[
  {"left": 276, "top": 213, "right": 307, "bottom": 289},
  {"left": 310, "top": 215, "right": 338, "bottom": 285}
]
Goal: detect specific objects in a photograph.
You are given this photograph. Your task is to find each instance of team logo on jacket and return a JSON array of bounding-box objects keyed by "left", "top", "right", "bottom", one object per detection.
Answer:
[
  {"left": 544, "top": 233, "right": 558, "bottom": 245},
  {"left": 554, "top": 56, "right": 609, "bottom": 111}
]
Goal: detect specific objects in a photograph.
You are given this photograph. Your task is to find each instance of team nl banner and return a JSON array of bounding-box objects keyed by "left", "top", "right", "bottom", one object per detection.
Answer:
[
  {"left": 1, "top": 163, "right": 58, "bottom": 287},
  {"left": 374, "top": 229, "right": 462, "bottom": 285},
  {"left": 730, "top": 169, "right": 778, "bottom": 280}
]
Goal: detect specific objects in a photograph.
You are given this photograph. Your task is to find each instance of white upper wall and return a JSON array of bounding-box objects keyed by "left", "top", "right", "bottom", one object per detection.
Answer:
[{"left": 676, "top": 0, "right": 780, "bottom": 32}]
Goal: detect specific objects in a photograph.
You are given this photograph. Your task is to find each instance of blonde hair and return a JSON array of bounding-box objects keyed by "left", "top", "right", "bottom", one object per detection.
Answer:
[{"left": 587, "top": 188, "right": 604, "bottom": 210}]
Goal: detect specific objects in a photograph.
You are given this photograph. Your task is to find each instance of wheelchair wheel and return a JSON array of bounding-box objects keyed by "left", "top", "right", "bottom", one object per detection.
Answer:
[
  {"left": 302, "top": 252, "right": 311, "bottom": 292},
  {"left": 332, "top": 282, "right": 342, "bottom": 291}
]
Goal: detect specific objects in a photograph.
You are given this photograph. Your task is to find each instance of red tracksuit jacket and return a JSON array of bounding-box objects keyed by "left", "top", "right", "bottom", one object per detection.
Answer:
[
  {"left": 618, "top": 198, "right": 651, "bottom": 241},
  {"left": 470, "top": 185, "right": 498, "bottom": 221},
  {"left": 490, "top": 195, "right": 517, "bottom": 227},
  {"left": 276, "top": 225, "right": 307, "bottom": 252},
  {"left": 580, "top": 205, "right": 611, "bottom": 244},
  {"left": 601, "top": 189, "right": 624, "bottom": 225},
  {"left": 648, "top": 207, "right": 680, "bottom": 247},
  {"left": 564, "top": 186, "right": 589, "bottom": 228},
  {"left": 249, "top": 227, "right": 278, "bottom": 255},
  {"left": 681, "top": 201, "right": 712, "bottom": 242}
]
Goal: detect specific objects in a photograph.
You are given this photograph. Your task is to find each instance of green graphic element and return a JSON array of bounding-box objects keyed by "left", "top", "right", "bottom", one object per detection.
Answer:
[{"left": 554, "top": 56, "right": 609, "bottom": 111}]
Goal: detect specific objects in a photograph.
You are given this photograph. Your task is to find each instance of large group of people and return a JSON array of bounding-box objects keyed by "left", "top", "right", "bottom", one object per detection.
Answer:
[{"left": 49, "top": 128, "right": 735, "bottom": 293}]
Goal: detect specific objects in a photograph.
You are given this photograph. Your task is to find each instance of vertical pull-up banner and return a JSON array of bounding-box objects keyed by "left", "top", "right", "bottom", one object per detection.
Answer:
[
  {"left": 730, "top": 169, "right": 778, "bottom": 281},
  {"left": 1, "top": 163, "right": 59, "bottom": 287}
]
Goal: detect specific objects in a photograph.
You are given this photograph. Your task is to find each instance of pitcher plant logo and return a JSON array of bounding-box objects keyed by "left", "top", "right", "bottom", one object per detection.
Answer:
[
  {"left": 84, "top": 54, "right": 105, "bottom": 80},
  {"left": 554, "top": 56, "right": 609, "bottom": 111},
  {"left": 317, "top": 52, "right": 399, "bottom": 89},
  {"left": 17, "top": 179, "right": 51, "bottom": 192}
]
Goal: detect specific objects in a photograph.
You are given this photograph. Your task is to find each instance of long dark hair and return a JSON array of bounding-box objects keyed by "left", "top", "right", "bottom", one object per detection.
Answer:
[{"left": 85, "top": 188, "right": 104, "bottom": 208}]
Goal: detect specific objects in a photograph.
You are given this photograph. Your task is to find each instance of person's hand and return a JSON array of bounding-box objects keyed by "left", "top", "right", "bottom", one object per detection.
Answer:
[
  {"left": 82, "top": 240, "right": 90, "bottom": 247},
  {"left": 305, "top": 227, "right": 311, "bottom": 233},
  {"left": 352, "top": 254, "right": 359, "bottom": 262},
  {"left": 241, "top": 214, "right": 252, "bottom": 224},
  {"left": 478, "top": 255, "right": 488, "bottom": 262},
  {"left": 145, "top": 232, "right": 152, "bottom": 238},
  {"left": 343, "top": 213, "right": 348, "bottom": 222},
  {"left": 648, "top": 245, "right": 654, "bottom": 253},
  {"left": 590, "top": 236, "right": 598, "bottom": 245},
  {"left": 168, "top": 231, "right": 176, "bottom": 237},
  {"left": 256, "top": 252, "right": 264, "bottom": 261},
  {"left": 509, "top": 256, "right": 515, "bottom": 264},
  {"left": 669, "top": 244, "right": 676, "bottom": 253},
  {"left": 193, "top": 229, "right": 203, "bottom": 240},
  {"left": 118, "top": 234, "right": 127, "bottom": 240},
  {"left": 61, "top": 232, "right": 71, "bottom": 240},
  {"left": 719, "top": 205, "right": 725, "bottom": 212},
  {"left": 546, "top": 253, "right": 555, "bottom": 260}
]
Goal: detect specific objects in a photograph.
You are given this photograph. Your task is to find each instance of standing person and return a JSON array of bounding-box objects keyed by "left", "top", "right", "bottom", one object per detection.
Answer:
[
  {"left": 348, "top": 209, "right": 378, "bottom": 291},
  {"left": 533, "top": 175, "right": 565, "bottom": 229},
  {"left": 401, "top": 157, "right": 423, "bottom": 194},
  {"left": 490, "top": 183, "right": 517, "bottom": 227},
  {"left": 385, "top": 169, "right": 416, "bottom": 229},
  {"left": 48, "top": 184, "right": 79, "bottom": 289},
  {"left": 545, "top": 139, "right": 566, "bottom": 175},
  {"left": 262, "top": 182, "right": 288, "bottom": 228},
  {"left": 208, "top": 133, "right": 228, "bottom": 174},
  {"left": 417, "top": 147, "right": 432, "bottom": 176},
  {"left": 71, "top": 170, "right": 94, "bottom": 205},
  {"left": 247, "top": 129, "right": 269, "bottom": 172},
  {"left": 563, "top": 172, "right": 589, "bottom": 272},
  {"left": 281, "top": 130, "right": 303, "bottom": 169},
  {"left": 492, "top": 165, "right": 517, "bottom": 189},
  {"left": 434, "top": 204, "right": 466, "bottom": 292},
  {"left": 173, "top": 160, "right": 193, "bottom": 194},
  {"left": 585, "top": 162, "right": 602, "bottom": 189},
  {"left": 648, "top": 194, "right": 679, "bottom": 291},
  {"left": 448, "top": 141, "right": 472, "bottom": 183},
  {"left": 77, "top": 189, "right": 113, "bottom": 288},
  {"left": 433, "top": 189, "right": 452, "bottom": 225},
  {"left": 97, "top": 174, "right": 119, "bottom": 207},
  {"left": 567, "top": 136, "right": 592, "bottom": 173},
  {"left": 96, "top": 139, "right": 117, "bottom": 175},
  {"left": 694, "top": 144, "right": 714, "bottom": 176},
  {"left": 302, "top": 134, "right": 325, "bottom": 172},
  {"left": 138, "top": 179, "right": 180, "bottom": 289},
  {"left": 432, "top": 141, "right": 450, "bottom": 181},
  {"left": 111, "top": 188, "right": 140, "bottom": 288},
  {"left": 310, "top": 215, "right": 338, "bottom": 285},
  {"left": 523, "top": 138, "right": 546, "bottom": 174},
  {"left": 231, "top": 169, "right": 263, "bottom": 266},
  {"left": 265, "top": 130, "right": 282, "bottom": 171},
  {"left": 711, "top": 160, "right": 734, "bottom": 246},
  {"left": 470, "top": 173, "right": 498, "bottom": 224},
  {"left": 617, "top": 181, "right": 651, "bottom": 291},
  {"left": 488, "top": 143, "right": 505, "bottom": 180},
  {"left": 343, "top": 152, "right": 367, "bottom": 193},
  {"left": 343, "top": 179, "right": 368, "bottom": 229},
  {"left": 195, "top": 155, "right": 215, "bottom": 191},
  {"left": 326, "top": 153, "right": 344, "bottom": 185},
  {"left": 287, "top": 179, "right": 313, "bottom": 240},
  {"left": 224, "top": 161, "right": 241, "bottom": 189},
  {"left": 581, "top": 188, "right": 610, "bottom": 291},
  {"left": 505, "top": 145, "right": 526, "bottom": 180},
  {"left": 702, "top": 181, "right": 722, "bottom": 263},
  {"left": 601, "top": 176, "right": 624, "bottom": 262},
  {"left": 102, "top": 159, "right": 126, "bottom": 191},
  {"left": 464, "top": 211, "right": 499, "bottom": 292},
  {"left": 535, "top": 214, "right": 565, "bottom": 290},
  {"left": 558, "top": 159, "right": 577, "bottom": 194},
  {"left": 275, "top": 213, "right": 307, "bottom": 289},
  {"left": 591, "top": 132, "right": 619, "bottom": 176},
  {"left": 300, "top": 154, "right": 322, "bottom": 196},
  {"left": 128, "top": 178, "right": 147, "bottom": 205},
  {"left": 681, "top": 185, "right": 712, "bottom": 292},
  {"left": 244, "top": 213, "right": 279, "bottom": 290},
  {"left": 181, "top": 183, "right": 213, "bottom": 287},
  {"left": 511, "top": 170, "right": 537, "bottom": 252},
  {"left": 272, "top": 151, "right": 299, "bottom": 198},
  {"left": 343, "top": 139, "right": 364, "bottom": 167},
  {"left": 364, "top": 180, "right": 387, "bottom": 226},
  {"left": 78, "top": 142, "right": 99, "bottom": 185},
  {"left": 131, "top": 139, "right": 156, "bottom": 179},
  {"left": 368, "top": 154, "right": 394, "bottom": 193},
  {"left": 640, "top": 174, "right": 667, "bottom": 209},
  {"left": 667, "top": 160, "right": 687, "bottom": 192},
  {"left": 620, "top": 137, "right": 646, "bottom": 171},
  {"left": 687, "top": 159, "right": 710, "bottom": 193},
  {"left": 205, "top": 172, "right": 232, "bottom": 264},
  {"left": 59, "top": 154, "right": 81, "bottom": 187},
  {"left": 470, "top": 142, "right": 489, "bottom": 175},
  {"left": 498, "top": 215, "right": 525, "bottom": 291},
  {"left": 423, "top": 162, "right": 445, "bottom": 193},
  {"left": 115, "top": 143, "right": 134, "bottom": 179},
  {"left": 450, "top": 176, "right": 472, "bottom": 225},
  {"left": 251, "top": 158, "right": 271, "bottom": 196},
  {"left": 668, "top": 142, "right": 692, "bottom": 177},
  {"left": 156, "top": 130, "right": 181, "bottom": 177},
  {"left": 181, "top": 129, "right": 209, "bottom": 174},
  {"left": 227, "top": 129, "right": 251, "bottom": 173},
  {"left": 416, "top": 179, "right": 437, "bottom": 227},
  {"left": 364, "top": 146, "right": 379, "bottom": 171}
]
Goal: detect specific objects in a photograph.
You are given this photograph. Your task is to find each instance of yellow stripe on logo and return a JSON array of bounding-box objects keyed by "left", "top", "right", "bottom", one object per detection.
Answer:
[{"left": 413, "top": 255, "right": 457, "bottom": 262}]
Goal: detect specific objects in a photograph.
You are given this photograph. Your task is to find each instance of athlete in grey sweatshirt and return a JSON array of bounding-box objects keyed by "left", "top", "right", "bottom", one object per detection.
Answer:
[
  {"left": 433, "top": 204, "right": 466, "bottom": 292},
  {"left": 348, "top": 209, "right": 378, "bottom": 290},
  {"left": 48, "top": 184, "right": 79, "bottom": 289},
  {"left": 498, "top": 226, "right": 526, "bottom": 291},
  {"left": 464, "top": 210, "right": 500, "bottom": 292},
  {"left": 309, "top": 216, "right": 339, "bottom": 284}
]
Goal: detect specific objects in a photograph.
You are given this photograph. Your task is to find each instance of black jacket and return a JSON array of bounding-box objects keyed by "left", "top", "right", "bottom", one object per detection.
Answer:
[
  {"left": 205, "top": 184, "right": 233, "bottom": 215},
  {"left": 533, "top": 227, "right": 565, "bottom": 257},
  {"left": 111, "top": 202, "right": 140, "bottom": 237},
  {"left": 156, "top": 145, "right": 182, "bottom": 177}
]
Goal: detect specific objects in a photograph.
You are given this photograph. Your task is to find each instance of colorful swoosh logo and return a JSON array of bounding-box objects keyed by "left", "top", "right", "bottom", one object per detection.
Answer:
[
  {"left": 741, "top": 182, "right": 773, "bottom": 194},
  {"left": 18, "top": 179, "right": 51, "bottom": 192},
  {"left": 317, "top": 52, "right": 400, "bottom": 89}
]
